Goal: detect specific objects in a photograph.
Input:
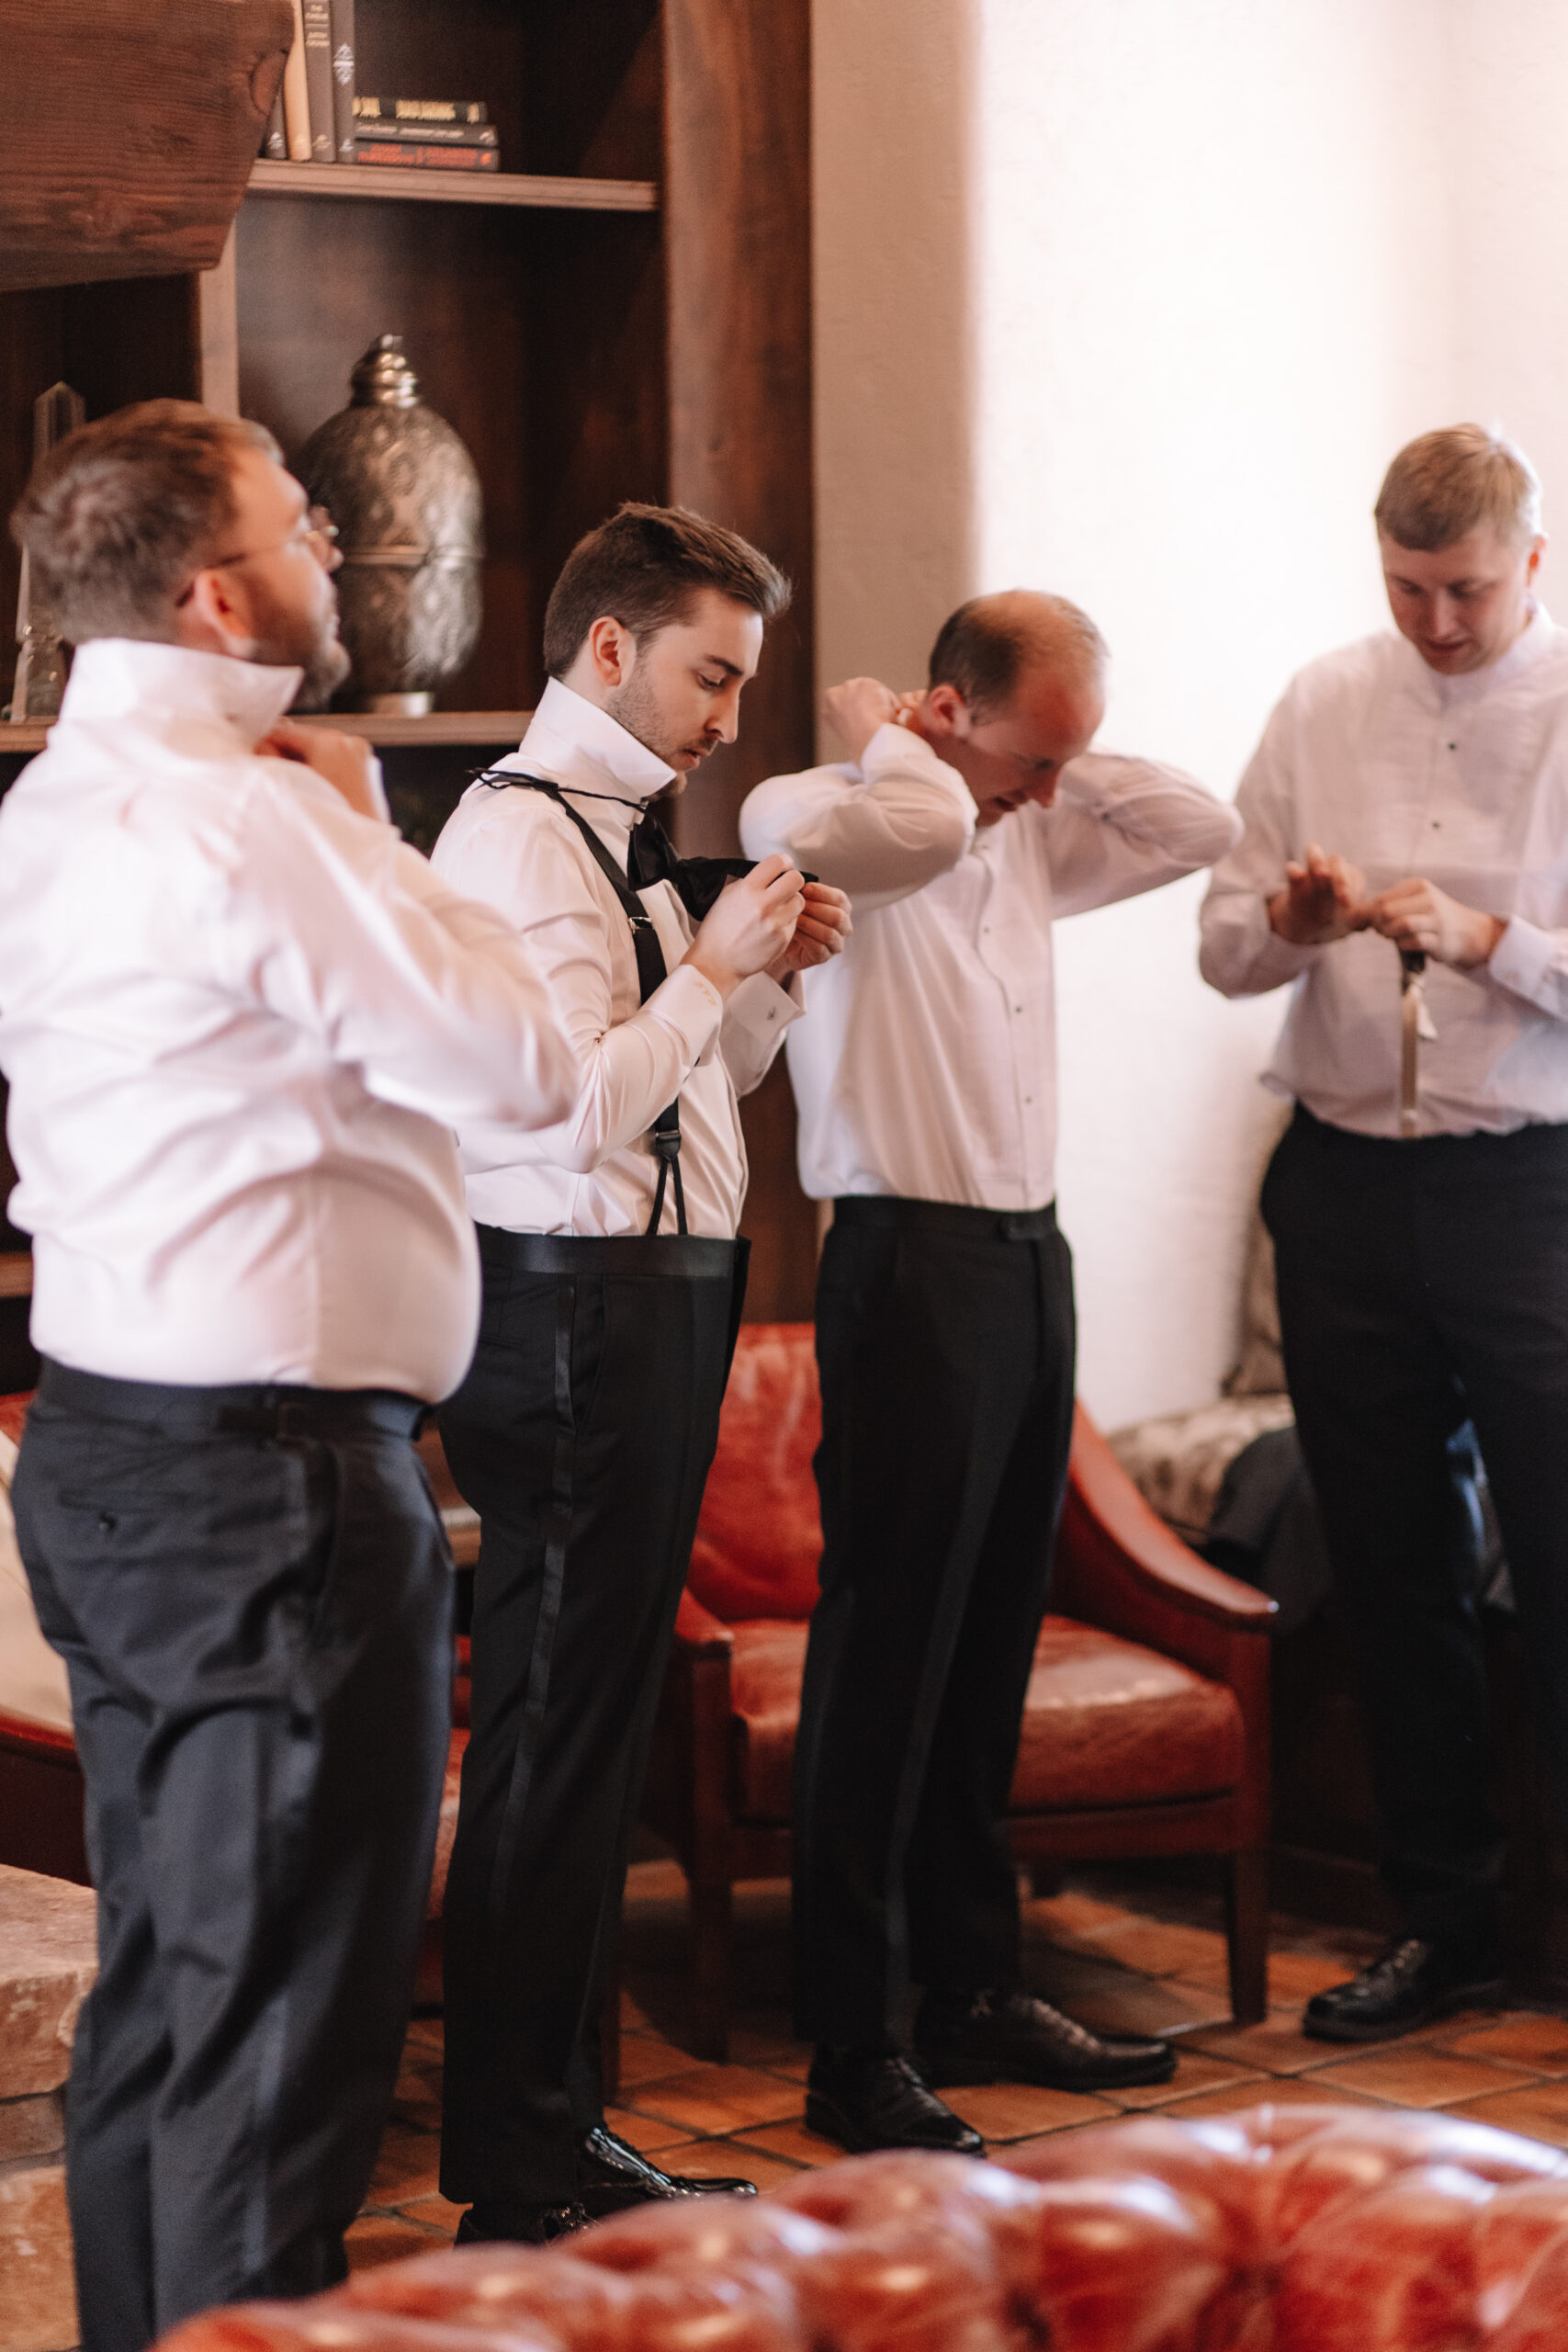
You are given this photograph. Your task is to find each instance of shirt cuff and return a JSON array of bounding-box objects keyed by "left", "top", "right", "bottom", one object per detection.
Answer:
[
  {"left": 716, "top": 970, "right": 804, "bottom": 1060},
  {"left": 649, "top": 960, "right": 726, "bottom": 1066},
  {"left": 1487, "top": 915, "right": 1556, "bottom": 1010}
]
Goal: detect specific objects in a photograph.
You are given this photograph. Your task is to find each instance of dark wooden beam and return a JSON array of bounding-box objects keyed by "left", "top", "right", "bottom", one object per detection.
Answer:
[
  {"left": 663, "top": 0, "right": 818, "bottom": 1319},
  {"left": 663, "top": 0, "right": 814, "bottom": 861},
  {"left": 0, "top": 0, "right": 293, "bottom": 293}
]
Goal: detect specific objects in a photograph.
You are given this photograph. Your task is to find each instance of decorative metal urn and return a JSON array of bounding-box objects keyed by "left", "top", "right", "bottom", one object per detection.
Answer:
[{"left": 295, "top": 335, "right": 483, "bottom": 714}]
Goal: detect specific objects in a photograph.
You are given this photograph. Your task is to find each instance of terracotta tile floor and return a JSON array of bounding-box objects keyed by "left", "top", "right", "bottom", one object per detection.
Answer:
[{"left": 345, "top": 1860, "right": 1568, "bottom": 2267}]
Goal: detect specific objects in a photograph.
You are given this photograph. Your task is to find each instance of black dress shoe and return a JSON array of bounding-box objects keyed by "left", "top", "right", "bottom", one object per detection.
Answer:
[
  {"left": 454, "top": 2199, "right": 591, "bottom": 2245},
  {"left": 576, "top": 2124, "right": 757, "bottom": 2215},
  {"left": 806, "top": 2047, "right": 984, "bottom": 2154},
  {"left": 916, "top": 1987, "right": 1176, "bottom": 2091},
  {"left": 1303, "top": 1936, "right": 1506, "bottom": 2044}
]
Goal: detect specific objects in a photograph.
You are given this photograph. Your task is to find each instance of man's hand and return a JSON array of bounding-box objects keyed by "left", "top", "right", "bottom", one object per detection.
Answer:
[
  {"left": 768, "top": 881, "right": 852, "bottom": 980},
  {"left": 682, "top": 854, "right": 806, "bottom": 997},
  {"left": 823, "top": 677, "right": 904, "bottom": 764},
  {"left": 256, "top": 719, "right": 389, "bottom": 823},
  {"left": 1267, "top": 843, "right": 1369, "bottom": 944},
  {"left": 1359, "top": 878, "right": 1506, "bottom": 968}
]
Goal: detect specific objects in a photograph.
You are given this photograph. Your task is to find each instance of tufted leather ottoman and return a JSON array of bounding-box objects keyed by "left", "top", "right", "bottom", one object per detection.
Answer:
[{"left": 154, "top": 2103, "right": 1568, "bottom": 2351}]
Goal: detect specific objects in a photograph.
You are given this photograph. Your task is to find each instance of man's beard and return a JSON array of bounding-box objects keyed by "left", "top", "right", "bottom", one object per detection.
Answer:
[
  {"left": 604, "top": 665, "right": 682, "bottom": 770},
  {"left": 247, "top": 582, "right": 351, "bottom": 711}
]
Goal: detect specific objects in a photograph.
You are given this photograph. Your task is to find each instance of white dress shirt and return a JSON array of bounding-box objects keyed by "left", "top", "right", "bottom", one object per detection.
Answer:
[
  {"left": 430, "top": 680, "right": 800, "bottom": 1238},
  {"left": 0, "top": 640, "right": 576, "bottom": 1398},
  {"left": 1199, "top": 608, "right": 1568, "bottom": 1136},
  {"left": 740, "top": 722, "right": 1241, "bottom": 1207}
]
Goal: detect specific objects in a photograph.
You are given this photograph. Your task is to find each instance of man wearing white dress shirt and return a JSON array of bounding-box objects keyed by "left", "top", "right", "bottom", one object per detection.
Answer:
[
  {"left": 1201, "top": 424, "right": 1568, "bottom": 2044},
  {"left": 0, "top": 403, "right": 577, "bottom": 2352},
  {"left": 740, "top": 592, "right": 1241, "bottom": 2154},
  {"left": 429, "top": 505, "right": 850, "bottom": 2243}
]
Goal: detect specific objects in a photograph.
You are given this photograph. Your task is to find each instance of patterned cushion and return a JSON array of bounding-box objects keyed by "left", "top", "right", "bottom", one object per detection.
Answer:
[{"left": 1110, "top": 1393, "right": 1296, "bottom": 1542}]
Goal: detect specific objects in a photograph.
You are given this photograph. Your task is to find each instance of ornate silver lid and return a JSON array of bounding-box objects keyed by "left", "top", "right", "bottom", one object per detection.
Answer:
[{"left": 349, "top": 334, "right": 420, "bottom": 410}]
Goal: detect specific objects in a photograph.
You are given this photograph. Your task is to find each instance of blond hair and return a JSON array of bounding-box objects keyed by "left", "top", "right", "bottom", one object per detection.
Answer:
[{"left": 1374, "top": 424, "right": 1541, "bottom": 551}]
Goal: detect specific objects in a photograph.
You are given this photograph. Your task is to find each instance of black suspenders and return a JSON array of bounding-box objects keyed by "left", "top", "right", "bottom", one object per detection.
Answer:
[{"left": 479, "top": 774, "right": 690, "bottom": 1238}]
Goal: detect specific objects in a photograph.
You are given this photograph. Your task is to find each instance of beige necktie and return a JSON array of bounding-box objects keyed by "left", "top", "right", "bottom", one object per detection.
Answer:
[{"left": 1399, "top": 949, "right": 1438, "bottom": 1137}]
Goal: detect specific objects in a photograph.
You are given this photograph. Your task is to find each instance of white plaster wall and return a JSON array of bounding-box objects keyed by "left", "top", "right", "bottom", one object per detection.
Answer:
[
  {"left": 971, "top": 0, "right": 1457, "bottom": 1428},
  {"left": 811, "top": 0, "right": 1563, "bottom": 1430},
  {"left": 1449, "top": 2, "right": 1568, "bottom": 552},
  {"left": 811, "top": 0, "right": 980, "bottom": 707}
]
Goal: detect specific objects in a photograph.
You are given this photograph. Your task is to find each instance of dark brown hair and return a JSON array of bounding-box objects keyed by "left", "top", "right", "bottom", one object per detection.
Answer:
[
  {"left": 542, "top": 502, "right": 790, "bottom": 677},
  {"left": 1375, "top": 425, "right": 1540, "bottom": 551},
  {"left": 10, "top": 400, "right": 279, "bottom": 645},
  {"left": 927, "top": 591, "right": 1107, "bottom": 717}
]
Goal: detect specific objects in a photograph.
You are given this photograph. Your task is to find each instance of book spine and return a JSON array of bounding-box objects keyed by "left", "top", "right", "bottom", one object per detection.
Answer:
[
  {"left": 353, "top": 96, "right": 489, "bottom": 122},
  {"left": 356, "top": 141, "right": 501, "bottom": 171},
  {"left": 329, "top": 0, "right": 356, "bottom": 164},
  {"left": 265, "top": 87, "right": 288, "bottom": 161},
  {"left": 302, "top": 0, "right": 335, "bottom": 163},
  {"left": 355, "top": 120, "right": 498, "bottom": 148},
  {"left": 283, "top": 0, "right": 311, "bottom": 161}
]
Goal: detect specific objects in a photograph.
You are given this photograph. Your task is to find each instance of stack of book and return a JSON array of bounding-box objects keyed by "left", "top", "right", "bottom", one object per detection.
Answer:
[
  {"left": 353, "top": 97, "right": 500, "bottom": 175},
  {"left": 261, "top": 1, "right": 500, "bottom": 175}
]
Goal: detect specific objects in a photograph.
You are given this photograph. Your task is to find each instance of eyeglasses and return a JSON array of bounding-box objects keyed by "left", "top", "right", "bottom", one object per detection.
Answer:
[{"left": 176, "top": 506, "right": 342, "bottom": 605}]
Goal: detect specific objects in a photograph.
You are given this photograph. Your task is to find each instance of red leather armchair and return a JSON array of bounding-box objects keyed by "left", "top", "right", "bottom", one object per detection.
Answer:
[{"left": 641, "top": 1323, "right": 1276, "bottom": 2060}]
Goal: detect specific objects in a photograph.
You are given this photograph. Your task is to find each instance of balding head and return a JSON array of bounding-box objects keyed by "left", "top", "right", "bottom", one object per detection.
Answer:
[
  {"left": 928, "top": 589, "right": 1107, "bottom": 718},
  {"left": 913, "top": 589, "right": 1108, "bottom": 827}
]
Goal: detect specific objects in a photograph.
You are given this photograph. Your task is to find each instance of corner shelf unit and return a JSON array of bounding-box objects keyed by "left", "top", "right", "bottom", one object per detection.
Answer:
[{"left": 0, "top": 0, "right": 818, "bottom": 1318}]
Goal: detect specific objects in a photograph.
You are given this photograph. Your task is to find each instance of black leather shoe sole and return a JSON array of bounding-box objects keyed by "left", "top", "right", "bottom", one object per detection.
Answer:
[
  {"left": 1302, "top": 1973, "right": 1506, "bottom": 2045},
  {"left": 579, "top": 2176, "right": 759, "bottom": 2217},
  {"left": 805, "top": 2086, "right": 984, "bottom": 2156},
  {"left": 454, "top": 2200, "right": 590, "bottom": 2245},
  {"left": 920, "top": 2039, "right": 1178, "bottom": 2091}
]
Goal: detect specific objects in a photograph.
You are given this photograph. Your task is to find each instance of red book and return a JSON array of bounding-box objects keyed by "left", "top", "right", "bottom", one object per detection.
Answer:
[{"left": 357, "top": 141, "right": 499, "bottom": 172}]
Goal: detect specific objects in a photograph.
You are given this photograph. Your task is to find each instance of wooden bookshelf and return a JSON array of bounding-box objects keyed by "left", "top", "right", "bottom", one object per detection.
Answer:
[
  {"left": 0, "top": 0, "right": 818, "bottom": 1317},
  {"left": 250, "top": 160, "right": 659, "bottom": 211}
]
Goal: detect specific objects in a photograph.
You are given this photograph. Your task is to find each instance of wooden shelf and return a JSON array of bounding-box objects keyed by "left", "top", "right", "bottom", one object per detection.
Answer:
[
  {"left": 0, "top": 1254, "right": 31, "bottom": 1303},
  {"left": 249, "top": 160, "right": 658, "bottom": 212},
  {"left": 306, "top": 710, "right": 532, "bottom": 747},
  {"left": 2, "top": 711, "right": 531, "bottom": 757}
]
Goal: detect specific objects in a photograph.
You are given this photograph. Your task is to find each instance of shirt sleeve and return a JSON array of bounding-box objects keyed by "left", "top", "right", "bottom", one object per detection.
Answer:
[
  {"left": 1199, "top": 698, "right": 1327, "bottom": 997},
  {"left": 739, "top": 724, "right": 976, "bottom": 910},
  {"left": 431, "top": 796, "right": 728, "bottom": 1174},
  {"left": 1042, "top": 751, "right": 1244, "bottom": 919},
  {"left": 1486, "top": 917, "right": 1568, "bottom": 1023},
  {"left": 232, "top": 766, "right": 580, "bottom": 1134}
]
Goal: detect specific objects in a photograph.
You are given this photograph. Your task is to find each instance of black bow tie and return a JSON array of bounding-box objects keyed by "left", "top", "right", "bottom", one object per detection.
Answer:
[{"left": 626, "top": 811, "right": 754, "bottom": 924}]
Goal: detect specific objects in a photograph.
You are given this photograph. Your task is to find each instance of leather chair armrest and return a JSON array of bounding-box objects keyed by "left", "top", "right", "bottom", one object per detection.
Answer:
[
  {"left": 0, "top": 1712, "right": 77, "bottom": 1765},
  {"left": 673, "top": 1587, "right": 735, "bottom": 1658},
  {"left": 1055, "top": 1407, "right": 1275, "bottom": 1683}
]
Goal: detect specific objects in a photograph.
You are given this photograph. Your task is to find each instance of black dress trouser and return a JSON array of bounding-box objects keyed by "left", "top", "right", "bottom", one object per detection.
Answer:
[
  {"left": 792, "top": 1196, "right": 1077, "bottom": 2050},
  {"left": 437, "top": 1226, "right": 747, "bottom": 2206},
  {"left": 11, "top": 1361, "right": 451, "bottom": 2352},
  {"left": 1264, "top": 1105, "right": 1568, "bottom": 1949}
]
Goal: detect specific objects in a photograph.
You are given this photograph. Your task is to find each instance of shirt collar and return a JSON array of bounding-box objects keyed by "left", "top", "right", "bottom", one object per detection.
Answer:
[
  {"left": 499, "top": 678, "right": 675, "bottom": 822},
  {"left": 58, "top": 639, "right": 303, "bottom": 741}
]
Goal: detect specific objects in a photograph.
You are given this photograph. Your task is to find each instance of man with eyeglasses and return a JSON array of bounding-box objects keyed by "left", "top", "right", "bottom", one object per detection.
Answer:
[{"left": 0, "top": 400, "right": 578, "bottom": 2352}]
